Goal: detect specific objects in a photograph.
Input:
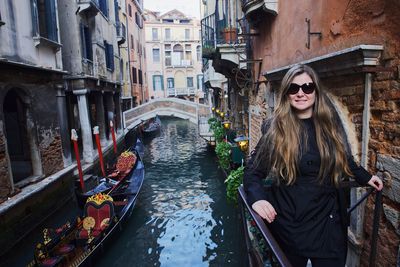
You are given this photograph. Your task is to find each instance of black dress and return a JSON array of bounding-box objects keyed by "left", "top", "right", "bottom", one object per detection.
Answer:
[{"left": 244, "top": 118, "right": 371, "bottom": 258}]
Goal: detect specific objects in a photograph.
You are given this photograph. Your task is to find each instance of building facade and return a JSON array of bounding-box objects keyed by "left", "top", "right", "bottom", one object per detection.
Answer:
[
  {"left": 0, "top": 0, "right": 145, "bottom": 256},
  {"left": 126, "top": 0, "right": 149, "bottom": 107},
  {"left": 239, "top": 0, "right": 399, "bottom": 266},
  {"left": 201, "top": 0, "right": 247, "bottom": 131},
  {"left": 144, "top": 9, "right": 204, "bottom": 103},
  {"left": 0, "top": 0, "right": 65, "bottom": 201}
]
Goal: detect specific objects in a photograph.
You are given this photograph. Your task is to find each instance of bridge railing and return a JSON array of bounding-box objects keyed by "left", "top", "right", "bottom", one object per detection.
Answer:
[
  {"left": 238, "top": 182, "right": 383, "bottom": 267},
  {"left": 123, "top": 98, "right": 212, "bottom": 130}
]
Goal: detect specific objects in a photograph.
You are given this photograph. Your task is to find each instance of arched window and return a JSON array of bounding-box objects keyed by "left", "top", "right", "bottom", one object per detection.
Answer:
[
  {"left": 196, "top": 45, "right": 201, "bottom": 61},
  {"left": 172, "top": 44, "right": 183, "bottom": 66}
]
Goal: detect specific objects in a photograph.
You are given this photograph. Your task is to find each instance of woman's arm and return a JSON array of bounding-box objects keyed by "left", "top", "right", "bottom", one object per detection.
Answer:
[
  {"left": 348, "top": 157, "right": 383, "bottom": 191},
  {"left": 243, "top": 119, "right": 277, "bottom": 223}
]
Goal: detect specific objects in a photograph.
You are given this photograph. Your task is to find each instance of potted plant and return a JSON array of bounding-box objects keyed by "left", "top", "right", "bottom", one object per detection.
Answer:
[
  {"left": 202, "top": 46, "right": 216, "bottom": 59},
  {"left": 222, "top": 27, "right": 237, "bottom": 43}
]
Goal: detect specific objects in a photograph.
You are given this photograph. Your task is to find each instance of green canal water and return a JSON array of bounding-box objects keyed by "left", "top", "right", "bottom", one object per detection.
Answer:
[{"left": 3, "top": 117, "right": 246, "bottom": 266}]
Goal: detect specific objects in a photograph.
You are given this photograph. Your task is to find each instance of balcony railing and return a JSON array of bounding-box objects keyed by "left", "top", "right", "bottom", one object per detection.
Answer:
[
  {"left": 238, "top": 182, "right": 383, "bottom": 267},
  {"left": 166, "top": 59, "right": 192, "bottom": 68},
  {"left": 201, "top": 12, "right": 240, "bottom": 50},
  {"left": 167, "top": 87, "right": 196, "bottom": 97}
]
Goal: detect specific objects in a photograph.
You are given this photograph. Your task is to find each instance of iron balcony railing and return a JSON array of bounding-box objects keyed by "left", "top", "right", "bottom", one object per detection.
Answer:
[
  {"left": 238, "top": 181, "right": 383, "bottom": 267},
  {"left": 201, "top": 12, "right": 240, "bottom": 50}
]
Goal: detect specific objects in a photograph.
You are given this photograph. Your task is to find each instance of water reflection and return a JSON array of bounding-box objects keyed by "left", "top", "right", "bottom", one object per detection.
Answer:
[{"left": 98, "top": 117, "right": 244, "bottom": 267}]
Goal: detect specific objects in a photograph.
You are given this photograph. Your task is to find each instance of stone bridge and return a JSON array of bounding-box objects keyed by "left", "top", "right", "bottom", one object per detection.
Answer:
[{"left": 123, "top": 98, "right": 211, "bottom": 130}]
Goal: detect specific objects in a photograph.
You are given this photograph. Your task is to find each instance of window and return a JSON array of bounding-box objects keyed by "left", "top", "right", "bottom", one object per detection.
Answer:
[
  {"left": 80, "top": 24, "right": 92, "bottom": 60},
  {"left": 165, "top": 44, "right": 171, "bottom": 66},
  {"left": 138, "top": 69, "right": 143, "bottom": 85},
  {"left": 152, "top": 28, "right": 158, "bottom": 40},
  {"left": 167, "top": 78, "right": 174, "bottom": 89},
  {"left": 185, "top": 29, "right": 190, "bottom": 40},
  {"left": 132, "top": 67, "right": 137, "bottom": 83},
  {"left": 153, "top": 75, "right": 164, "bottom": 91},
  {"left": 185, "top": 44, "right": 191, "bottom": 50},
  {"left": 104, "top": 41, "right": 114, "bottom": 70},
  {"left": 31, "top": 0, "right": 58, "bottom": 42},
  {"left": 197, "top": 74, "right": 204, "bottom": 89},
  {"left": 187, "top": 77, "right": 193, "bottom": 87},
  {"left": 165, "top": 28, "right": 171, "bottom": 40},
  {"left": 99, "top": 0, "right": 108, "bottom": 17},
  {"left": 128, "top": 4, "right": 132, "bottom": 17},
  {"left": 196, "top": 45, "right": 201, "bottom": 61},
  {"left": 152, "top": 48, "right": 160, "bottom": 62},
  {"left": 130, "top": 35, "right": 134, "bottom": 50},
  {"left": 135, "top": 12, "right": 142, "bottom": 28},
  {"left": 165, "top": 51, "right": 171, "bottom": 66}
]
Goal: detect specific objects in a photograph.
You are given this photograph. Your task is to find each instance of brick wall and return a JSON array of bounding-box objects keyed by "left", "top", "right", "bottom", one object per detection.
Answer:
[
  {"left": 0, "top": 132, "right": 11, "bottom": 200},
  {"left": 40, "top": 134, "right": 64, "bottom": 176}
]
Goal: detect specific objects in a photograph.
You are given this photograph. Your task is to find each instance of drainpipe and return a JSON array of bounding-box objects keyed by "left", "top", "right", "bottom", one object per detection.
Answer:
[{"left": 350, "top": 72, "right": 372, "bottom": 266}]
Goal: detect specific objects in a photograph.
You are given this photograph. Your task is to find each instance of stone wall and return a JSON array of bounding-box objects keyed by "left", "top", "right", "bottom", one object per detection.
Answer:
[
  {"left": 40, "top": 134, "right": 64, "bottom": 176},
  {"left": 0, "top": 131, "right": 11, "bottom": 201}
]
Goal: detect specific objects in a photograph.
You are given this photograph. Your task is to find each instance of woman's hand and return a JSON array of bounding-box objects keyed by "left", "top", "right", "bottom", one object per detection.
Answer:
[
  {"left": 251, "top": 200, "right": 277, "bottom": 223},
  {"left": 368, "top": 175, "right": 384, "bottom": 191}
]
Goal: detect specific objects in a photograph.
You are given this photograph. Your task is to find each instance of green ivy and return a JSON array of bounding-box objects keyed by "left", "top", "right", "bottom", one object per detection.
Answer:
[
  {"left": 215, "top": 141, "right": 231, "bottom": 170},
  {"left": 225, "top": 166, "right": 244, "bottom": 204}
]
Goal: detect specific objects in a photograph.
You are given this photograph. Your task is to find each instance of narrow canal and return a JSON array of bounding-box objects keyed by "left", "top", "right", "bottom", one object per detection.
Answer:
[
  {"left": 97, "top": 117, "right": 246, "bottom": 266},
  {"left": 2, "top": 117, "right": 246, "bottom": 267}
]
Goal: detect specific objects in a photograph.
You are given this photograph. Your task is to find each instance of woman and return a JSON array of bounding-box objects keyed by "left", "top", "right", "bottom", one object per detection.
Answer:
[{"left": 244, "top": 64, "right": 383, "bottom": 267}]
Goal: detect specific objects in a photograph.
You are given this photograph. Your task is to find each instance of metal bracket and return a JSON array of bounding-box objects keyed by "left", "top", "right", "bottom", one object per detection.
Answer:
[{"left": 305, "top": 18, "right": 322, "bottom": 49}]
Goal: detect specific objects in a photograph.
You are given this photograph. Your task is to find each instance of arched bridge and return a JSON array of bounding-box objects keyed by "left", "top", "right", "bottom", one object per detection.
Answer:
[{"left": 123, "top": 98, "right": 211, "bottom": 130}]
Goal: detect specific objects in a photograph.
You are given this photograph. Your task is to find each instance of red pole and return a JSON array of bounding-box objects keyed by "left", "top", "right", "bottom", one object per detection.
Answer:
[
  {"left": 110, "top": 120, "right": 117, "bottom": 154},
  {"left": 93, "top": 126, "right": 105, "bottom": 177},
  {"left": 71, "top": 129, "right": 85, "bottom": 191}
]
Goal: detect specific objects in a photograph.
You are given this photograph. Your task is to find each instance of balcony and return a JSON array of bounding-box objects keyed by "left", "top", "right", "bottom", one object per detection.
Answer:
[
  {"left": 241, "top": 0, "right": 278, "bottom": 25},
  {"left": 77, "top": 0, "right": 100, "bottom": 17},
  {"left": 116, "top": 22, "right": 126, "bottom": 45},
  {"left": 201, "top": 13, "right": 240, "bottom": 55},
  {"left": 167, "top": 87, "right": 196, "bottom": 97},
  {"left": 166, "top": 59, "right": 192, "bottom": 68}
]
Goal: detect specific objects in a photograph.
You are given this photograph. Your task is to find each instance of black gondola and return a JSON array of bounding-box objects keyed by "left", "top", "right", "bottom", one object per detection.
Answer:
[
  {"left": 75, "top": 140, "right": 144, "bottom": 208},
  {"left": 28, "top": 140, "right": 145, "bottom": 267},
  {"left": 142, "top": 115, "right": 161, "bottom": 137}
]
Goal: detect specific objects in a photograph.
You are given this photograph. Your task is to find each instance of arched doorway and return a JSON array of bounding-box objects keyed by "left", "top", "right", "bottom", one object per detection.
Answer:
[{"left": 3, "top": 90, "right": 33, "bottom": 182}]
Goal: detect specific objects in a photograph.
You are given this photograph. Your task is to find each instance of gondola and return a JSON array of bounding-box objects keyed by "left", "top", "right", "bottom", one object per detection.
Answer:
[
  {"left": 28, "top": 140, "right": 145, "bottom": 267},
  {"left": 75, "top": 139, "right": 145, "bottom": 208},
  {"left": 142, "top": 115, "right": 161, "bottom": 137}
]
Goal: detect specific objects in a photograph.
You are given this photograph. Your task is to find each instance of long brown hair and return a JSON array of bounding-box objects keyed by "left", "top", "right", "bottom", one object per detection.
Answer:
[{"left": 254, "top": 64, "right": 352, "bottom": 186}]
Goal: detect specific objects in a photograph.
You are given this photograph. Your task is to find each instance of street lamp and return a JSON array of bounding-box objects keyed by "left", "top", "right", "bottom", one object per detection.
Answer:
[
  {"left": 234, "top": 135, "right": 249, "bottom": 152},
  {"left": 222, "top": 121, "right": 231, "bottom": 129}
]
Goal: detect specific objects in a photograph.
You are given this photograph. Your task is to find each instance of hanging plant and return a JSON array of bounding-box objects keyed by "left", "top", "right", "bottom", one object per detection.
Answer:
[
  {"left": 215, "top": 141, "right": 231, "bottom": 170},
  {"left": 225, "top": 166, "right": 244, "bottom": 204},
  {"left": 213, "top": 124, "right": 225, "bottom": 143}
]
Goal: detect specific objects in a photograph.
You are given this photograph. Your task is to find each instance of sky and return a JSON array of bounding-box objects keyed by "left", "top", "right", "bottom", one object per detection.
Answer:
[{"left": 144, "top": 0, "right": 201, "bottom": 18}]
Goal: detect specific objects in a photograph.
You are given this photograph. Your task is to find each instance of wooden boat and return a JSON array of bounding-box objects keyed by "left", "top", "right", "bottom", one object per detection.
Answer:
[
  {"left": 142, "top": 116, "right": 161, "bottom": 136},
  {"left": 75, "top": 139, "right": 144, "bottom": 208},
  {"left": 28, "top": 141, "right": 145, "bottom": 267}
]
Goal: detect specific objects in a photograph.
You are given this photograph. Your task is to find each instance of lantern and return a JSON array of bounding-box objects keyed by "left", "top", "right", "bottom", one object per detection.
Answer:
[
  {"left": 222, "top": 121, "right": 231, "bottom": 129},
  {"left": 234, "top": 135, "right": 249, "bottom": 152}
]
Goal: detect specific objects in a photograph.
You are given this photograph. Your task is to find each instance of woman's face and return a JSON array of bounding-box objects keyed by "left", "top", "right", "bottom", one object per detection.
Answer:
[{"left": 287, "top": 73, "right": 316, "bottom": 119}]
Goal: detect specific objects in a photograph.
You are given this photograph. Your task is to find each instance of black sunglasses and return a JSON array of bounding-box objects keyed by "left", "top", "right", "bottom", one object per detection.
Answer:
[{"left": 287, "top": 82, "right": 316, "bottom": 95}]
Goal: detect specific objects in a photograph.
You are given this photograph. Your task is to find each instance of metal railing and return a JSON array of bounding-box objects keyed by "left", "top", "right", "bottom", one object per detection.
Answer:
[
  {"left": 201, "top": 12, "right": 240, "bottom": 48},
  {"left": 238, "top": 182, "right": 383, "bottom": 267}
]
